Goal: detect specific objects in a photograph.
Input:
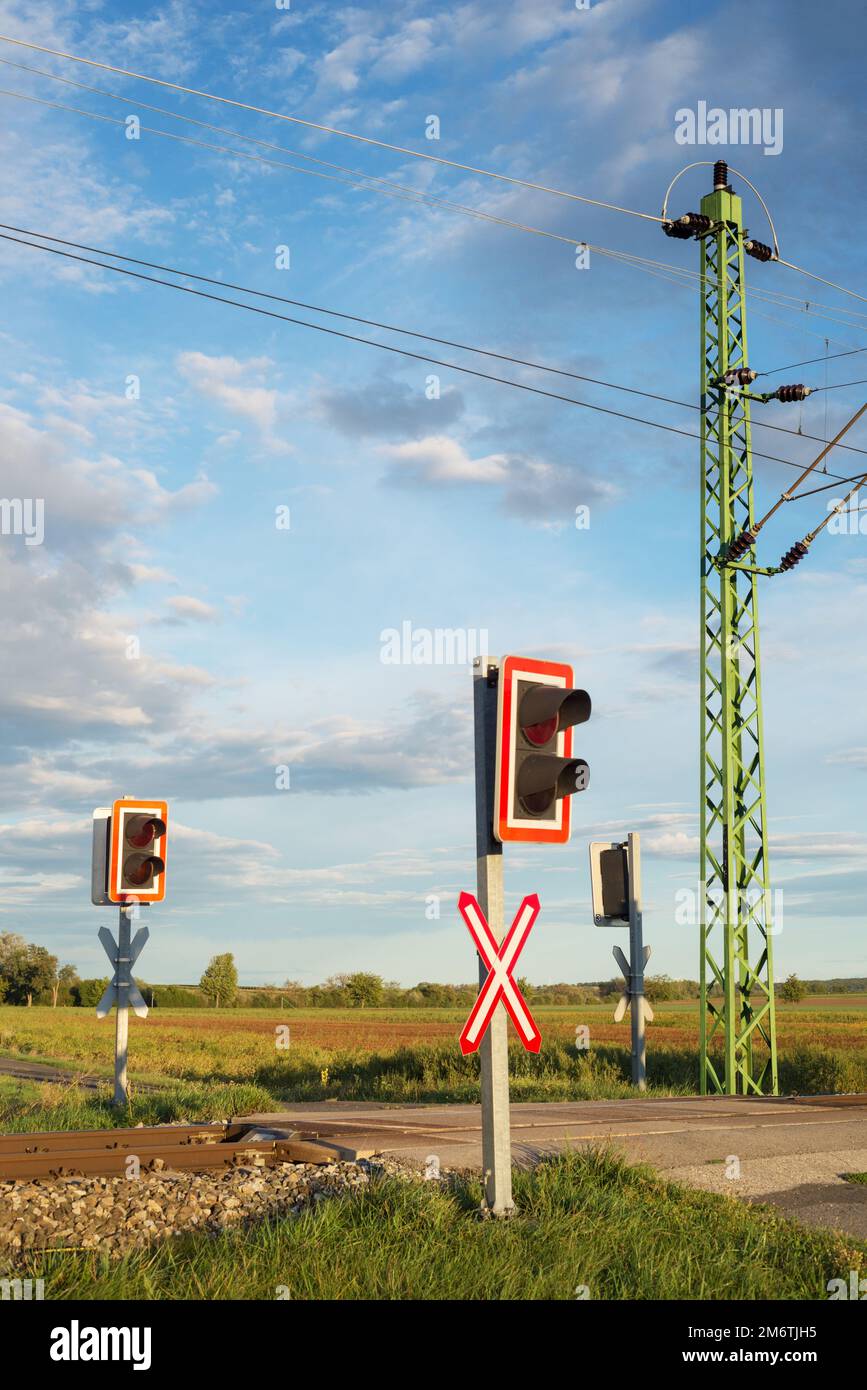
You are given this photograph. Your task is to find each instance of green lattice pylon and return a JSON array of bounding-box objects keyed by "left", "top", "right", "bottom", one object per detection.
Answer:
[{"left": 698, "top": 177, "right": 778, "bottom": 1096}]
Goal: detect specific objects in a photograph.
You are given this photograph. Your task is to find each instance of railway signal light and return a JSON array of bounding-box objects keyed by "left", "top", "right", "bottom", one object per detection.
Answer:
[
  {"left": 106, "top": 799, "right": 168, "bottom": 903},
  {"left": 493, "top": 655, "right": 590, "bottom": 844},
  {"left": 589, "top": 840, "right": 630, "bottom": 926}
]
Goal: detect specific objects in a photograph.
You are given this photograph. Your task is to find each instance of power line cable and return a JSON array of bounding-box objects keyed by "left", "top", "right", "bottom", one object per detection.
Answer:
[
  {"left": 0, "top": 83, "right": 622, "bottom": 257},
  {"left": 1, "top": 225, "right": 853, "bottom": 485},
  {"left": 0, "top": 76, "right": 820, "bottom": 328},
  {"left": 775, "top": 256, "right": 867, "bottom": 310},
  {"left": 5, "top": 32, "right": 866, "bottom": 315},
  {"left": 0, "top": 33, "right": 667, "bottom": 224},
  {"left": 3, "top": 220, "right": 866, "bottom": 466},
  {"left": 811, "top": 378, "right": 867, "bottom": 392},
  {"left": 788, "top": 469, "right": 867, "bottom": 499},
  {"left": 3, "top": 81, "right": 866, "bottom": 354},
  {"left": 759, "top": 345, "right": 867, "bottom": 377},
  {"left": 752, "top": 404, "right": 867, "bottom": 534}
]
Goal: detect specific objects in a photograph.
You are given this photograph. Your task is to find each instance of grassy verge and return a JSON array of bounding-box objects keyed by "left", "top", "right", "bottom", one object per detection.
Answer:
[
  {"left": 14, "top": 1148, "right": 865, "bottom": 1301},
  {"left": 3, "top": 1004, "right": 866, "bottom": 1107},
  {"left": 0, "top": 1076, "right": 276, "bottom": 1132},
  {"left": 3, "top": 1040, "right": 866, "bottom": 1129}
]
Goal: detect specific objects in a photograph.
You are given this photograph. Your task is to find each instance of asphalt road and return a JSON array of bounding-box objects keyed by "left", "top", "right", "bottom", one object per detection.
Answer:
[{"left": 240, "top": 1094, "right": 867, "bottom": 1238}]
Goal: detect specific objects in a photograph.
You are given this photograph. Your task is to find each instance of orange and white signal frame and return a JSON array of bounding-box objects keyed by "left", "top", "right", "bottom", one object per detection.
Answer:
[
  {"left": 102, "top": 799, "right": 168, "bottom": 904},
  {"left": 493, "top": 655, "right": 575, "bottom": 845}
]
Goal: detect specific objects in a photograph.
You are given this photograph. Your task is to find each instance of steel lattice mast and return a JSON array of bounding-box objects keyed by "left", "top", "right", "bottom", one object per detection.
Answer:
[{"left": 691, "top": 163, "right": 778, "bottom": 1095}]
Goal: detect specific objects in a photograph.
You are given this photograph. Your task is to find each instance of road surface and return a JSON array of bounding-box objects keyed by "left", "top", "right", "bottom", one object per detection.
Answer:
[{"left": 240, "top": 1093, "right": 867, "bottom": 1238}]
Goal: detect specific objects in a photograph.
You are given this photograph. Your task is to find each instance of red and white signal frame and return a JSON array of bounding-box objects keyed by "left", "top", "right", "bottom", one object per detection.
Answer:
[
  {"left": 107, "top": 798, "right": 169, "bottom": 904},
  {"left": 493, "top": 654, "right": 575, "bottom": 845}
]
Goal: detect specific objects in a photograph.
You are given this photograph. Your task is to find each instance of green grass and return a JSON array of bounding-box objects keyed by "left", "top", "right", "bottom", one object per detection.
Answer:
[
  {"left": 0, "top": 1076, "right": 276, "bottom": 1132},
  {"left": 3, "top": 1039, "right": 867, "bottom": 1131},
  {"left": 842, "top": 1172, "right": 867, "bottom": 1186},
  {"left": 2, "top": 1001, "right": 866, "bottom": 1125},
  {"left": 13, "top": 1148, "right": 866, "bottom": 1301}
]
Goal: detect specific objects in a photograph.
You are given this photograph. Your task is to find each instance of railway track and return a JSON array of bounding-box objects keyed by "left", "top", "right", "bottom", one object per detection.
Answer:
[{"left": 0, "top": 1122, "right": 373, "bottom": 1181}]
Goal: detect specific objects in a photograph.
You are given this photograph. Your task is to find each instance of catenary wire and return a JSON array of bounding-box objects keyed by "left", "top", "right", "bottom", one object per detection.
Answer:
[
  {"left": 3, "top": 219, "right": 866, "bottom": 467},
  {"left": 5, "top": 76, "right": 862, "bottom": 346},
  {"left": 4, "top": 85, "right": 867, "bottom": 372},
  {"left": 5, "top": 32, "right": 867, "bottom": 318},
  {"left": 811, "top": 378, "right": 867, "bottom": 392},
  {"left": 759, "top": 345, "right": 867, "bottom": 376},
  {"left": 0, "top": 226, "right": 856, "bottom": 486},
  {"left": 0, "top": 33, "right": 667, "bottom": 223}
]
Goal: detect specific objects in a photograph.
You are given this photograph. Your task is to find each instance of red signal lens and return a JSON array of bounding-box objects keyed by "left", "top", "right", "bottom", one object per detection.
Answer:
[
  {"left": 125, "top": 816, "right": 166, "bottom": 848},
  {"left": 125, "top": 854, "right": 165, "bottom": 886},
  {"left": 522, "top": 716, "right": 558, "bottom": 746}
]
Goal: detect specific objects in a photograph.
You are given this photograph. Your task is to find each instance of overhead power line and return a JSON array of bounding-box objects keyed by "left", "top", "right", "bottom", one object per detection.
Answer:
[
  {"left": 0, "top": 33, "right": 666, "bottom": 224},
  {"left": 2, "top": 224, "right": 857, "bottom": 487},
  {"left": 0, "top": 55, "right": 540, "bottom": 225},
  {"left": 4, "top": 32, "right": 866, "bottom": 318},
  {"left": 0, "top": 84, "right": 604, "bottom": 255},
  {"left": 813, "top": 378, "right": 867, "bottom": 392},
  {"left": 785, "top": 468, "right": 867, "bottom": 499},
  {"left": 2, "top": 82, "right": 866, "bottom": 352},
  {"left": 751, "top": 403, "right": 867, "bottom": 536},
  {"left": 759, "top": 345, "right": 867, "bottom": 377},
  {"left": 2, "top": 220, "right": 866, "bottom": 468},
  {"left": 775, "top": 256, "right": 867, "bottom": 310}
]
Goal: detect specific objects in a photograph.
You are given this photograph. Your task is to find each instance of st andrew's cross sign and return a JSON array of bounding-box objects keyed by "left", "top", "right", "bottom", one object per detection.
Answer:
[{"left": 457, "top": 891, "right": 542, "bottom": 1055}]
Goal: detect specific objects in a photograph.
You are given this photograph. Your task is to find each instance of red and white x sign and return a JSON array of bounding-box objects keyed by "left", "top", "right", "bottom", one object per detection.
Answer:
[{"left": 458, "top": 891, "right": 542, "bottom": 1055}]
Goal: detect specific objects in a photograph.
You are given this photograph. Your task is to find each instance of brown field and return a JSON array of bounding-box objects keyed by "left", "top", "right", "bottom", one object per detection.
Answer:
[{"left": 0, "top": 995, "right": 864, "bottom": 1097}]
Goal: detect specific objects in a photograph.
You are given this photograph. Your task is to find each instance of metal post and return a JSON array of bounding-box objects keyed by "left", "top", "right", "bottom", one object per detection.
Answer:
[
  {"left": 114, "top": 903, "right": 131, "bottom": 1106},
  {"left": 698, "top": 170, "right": 777, "bottom": 1095},
  {"left": 626, "top": 833, "right": 646, "bottom": 1090},
  {"left": 472, "top": 656, "right": 513, "bottom": 1216}
]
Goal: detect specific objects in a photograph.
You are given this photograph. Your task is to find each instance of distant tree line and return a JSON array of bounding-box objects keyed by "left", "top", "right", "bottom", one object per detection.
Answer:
[
  {"left": 0, "top": 932, "right": 79, "bottom": 1007},
  {"left": 1, "top": 932, "right": 864, "bottom": 1009}
]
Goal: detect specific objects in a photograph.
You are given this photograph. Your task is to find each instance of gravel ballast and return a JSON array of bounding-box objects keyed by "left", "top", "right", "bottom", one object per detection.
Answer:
[{"left": 0, "top": 1155, "right": 414, "bottom": 1262}]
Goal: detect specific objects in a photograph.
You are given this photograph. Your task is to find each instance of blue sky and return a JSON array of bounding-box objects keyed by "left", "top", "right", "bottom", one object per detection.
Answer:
[{"left": 0, "top": 0, "right": 865, "bottom": 989}]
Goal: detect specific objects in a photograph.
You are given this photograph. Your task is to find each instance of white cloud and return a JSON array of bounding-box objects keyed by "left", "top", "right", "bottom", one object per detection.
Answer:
[
  {"left": 0, "top": 401, "right": 216, "bottom": 549},
  {"left": 177, "top": 351, "right": 293, "bottom": 453},
  {"left": 128, "top": 564, "right": 177, "bottom": 585},
  {"left": 380, "top": 434, "right": 509, "bottom": 484},
  {"left": 164, "top": 595, "right": 220, "bottom": 624}
]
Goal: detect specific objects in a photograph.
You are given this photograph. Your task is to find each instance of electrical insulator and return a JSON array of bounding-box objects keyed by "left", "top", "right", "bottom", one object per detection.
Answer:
[
  {"left": 776, "top": 384, "right": 811, "bottom": 402},
  {"left": 685, "top": 213, "right": 712, "bottom": 235},
  {"left": 779, "top": 540, "right": 810, "bottom": 571},
  {"left": 663, "top": 218, "right": 693, "bottom": 240},
  {"left": 713, "top": 368, "right": 757, "bottom": 390},
  {"left": 727, "top": 527, "right": 757, "bottom": 561},
  {"left": 663, "top": 212, "right": 711, "bottom": 239},
  {"left": 713, "top": 160, "right": 729, "bottom": 190},
  {"left": 718, "top": 368, "right": 757, "bottom": 387},
  {"left": 744, "top": 239, "right": 774, "bottom": 263}
]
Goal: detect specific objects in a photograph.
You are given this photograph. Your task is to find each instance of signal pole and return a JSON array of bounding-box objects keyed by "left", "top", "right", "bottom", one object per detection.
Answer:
[
  {"left": 472, "top": 656, "right": 513, "bottom": 1216},
  {"left": 113, "top": 903, "right": 132, "bottom": 1106},
  {"left": 97, "top": 904, "right": 150, "bottom": 1105},
  {"left": 692, "top": 162, "right": 778, "bottom": 1094}
]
